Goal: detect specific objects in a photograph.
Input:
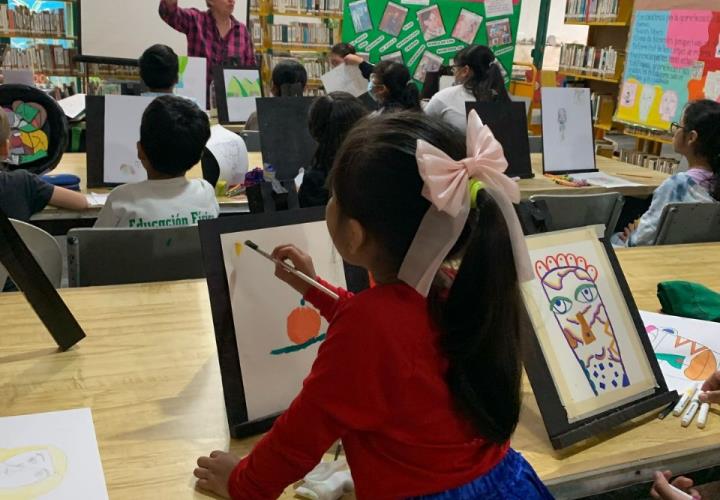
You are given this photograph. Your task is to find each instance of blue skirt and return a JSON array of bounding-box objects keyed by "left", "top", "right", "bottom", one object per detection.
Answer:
[{"left": 411, "top": 449, "right": 554, "bottom": 500}]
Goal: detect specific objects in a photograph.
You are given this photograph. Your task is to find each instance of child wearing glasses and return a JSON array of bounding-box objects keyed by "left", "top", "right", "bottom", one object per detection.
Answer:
[{"left": 613, "top": 100, "right": 720, "bottom": 247}]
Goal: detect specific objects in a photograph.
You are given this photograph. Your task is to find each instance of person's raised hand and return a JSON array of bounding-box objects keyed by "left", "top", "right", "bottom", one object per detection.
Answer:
[
  {"left": 344, "top": 54, "right": 364, "bottom": 66},
  {"left": 271, "top": 244, "right": 317, "bottom": 296}
]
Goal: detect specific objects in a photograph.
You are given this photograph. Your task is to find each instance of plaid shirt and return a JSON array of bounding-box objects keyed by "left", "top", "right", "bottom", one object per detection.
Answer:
[{"left": 159, "top": 1, "right": 255, "bottom": 84}]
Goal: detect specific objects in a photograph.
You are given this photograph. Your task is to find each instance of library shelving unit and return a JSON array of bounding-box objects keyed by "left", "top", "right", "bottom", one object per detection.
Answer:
[
  {"left": 250, "top": 0, "right": 342, "bottom": 96},
  {"left": 560, "top": 0, "right": 635, "bottom": 139},
  {"left": 0, "top": 0, "right": 81, "bottom": 94}
]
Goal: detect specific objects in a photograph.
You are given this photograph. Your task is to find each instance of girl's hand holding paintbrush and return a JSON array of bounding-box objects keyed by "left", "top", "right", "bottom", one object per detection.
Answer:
[{"left": 271, "top": 244, "right": 318, "bottom": 296}]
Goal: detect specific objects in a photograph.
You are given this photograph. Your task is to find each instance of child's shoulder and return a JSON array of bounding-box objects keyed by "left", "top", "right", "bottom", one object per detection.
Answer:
[{"left": 337, "top": 283, "right": 427, "bottom": 327}]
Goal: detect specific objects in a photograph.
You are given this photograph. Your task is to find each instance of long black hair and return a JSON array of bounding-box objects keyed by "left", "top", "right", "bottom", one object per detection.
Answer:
[
  {"left": 331, "top": 112, "right": 524, "bottom": 443},
  {"left": 308, "top": 91, "right": 368, "bottom": 176},
  {"left": 372, "top": 61, "right": 421, "bottom": 112},
  {"left": 682, "top": 99, "right": 720, "bottom": 201},
  {"left": 454, "top": 45, "right": 510, "bottom": 103}
]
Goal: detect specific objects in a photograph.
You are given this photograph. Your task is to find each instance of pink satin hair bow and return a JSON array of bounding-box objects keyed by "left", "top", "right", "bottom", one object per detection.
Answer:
[{"left": 397, "top": 110, "right": 533, "bottom": 297}]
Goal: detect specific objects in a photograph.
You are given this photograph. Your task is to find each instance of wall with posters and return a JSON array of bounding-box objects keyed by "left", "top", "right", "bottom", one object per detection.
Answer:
[
  {"left": 342, "top": 0, "right": 522, "bottom": 86},
  {"left": 615, "top": 0, "right": 720, "bottom": 131}
]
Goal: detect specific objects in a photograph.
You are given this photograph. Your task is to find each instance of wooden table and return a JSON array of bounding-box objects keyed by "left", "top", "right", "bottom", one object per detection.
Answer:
[
  {"left": 2, "top": 243, "right": 716, "bottom": 499},
  {"left": 36, "top": 152, "right": 667, "bottom": 221},
  {"left": 30, "top": 152, "right": 265, "bottom": 224},
  {"left": 523, "top": 154, "right": 669, "bottom": 199}
]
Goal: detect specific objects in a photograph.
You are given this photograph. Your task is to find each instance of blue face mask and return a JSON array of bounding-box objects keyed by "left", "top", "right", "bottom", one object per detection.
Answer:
[{"left": 367, "top": 80, "right": 379, "bottom": 102}]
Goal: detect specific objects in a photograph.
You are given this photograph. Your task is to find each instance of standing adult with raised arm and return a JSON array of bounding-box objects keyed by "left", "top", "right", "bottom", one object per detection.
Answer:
[{"left": 158, "top": 0, "right": 256, "bottom": 89}]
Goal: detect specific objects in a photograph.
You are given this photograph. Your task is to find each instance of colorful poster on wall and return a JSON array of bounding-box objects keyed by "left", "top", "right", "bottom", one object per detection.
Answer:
[
  {"left": 342, "top": 0, "right": 522, "bottom": 87},
  {"left": 616, "top": 6, "right": 720, "bottom": 130}
]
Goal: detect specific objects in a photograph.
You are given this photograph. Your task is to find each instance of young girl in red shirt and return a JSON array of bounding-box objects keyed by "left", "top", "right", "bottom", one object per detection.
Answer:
[{"left": 194, "top": 111, "right": 553, "bottom": 499}]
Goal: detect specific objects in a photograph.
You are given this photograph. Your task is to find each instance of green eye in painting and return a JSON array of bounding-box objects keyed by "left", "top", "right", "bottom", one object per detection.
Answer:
[
  {"left": 549, "top": 296, "right": 572, "bottom": 314},
  {"left": 575, "top": 284, "right": 598, "bottom": 303}
]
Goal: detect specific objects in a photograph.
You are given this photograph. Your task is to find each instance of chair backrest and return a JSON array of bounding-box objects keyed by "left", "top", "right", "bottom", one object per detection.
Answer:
[
  {"left": 528, "top": 135, "right": 542, "bottom": 154},
  {"left": 0, "top": 219, "right": 63, "bottom": 288},
  {"left": 529, "top": 192, "right": 625, "bottom": 239},
  {"left": 67, "top": 226, "right": 205, "bottom": 287},
  {"left": 654, "top": 202, "right": 720, "bottom": 245}
]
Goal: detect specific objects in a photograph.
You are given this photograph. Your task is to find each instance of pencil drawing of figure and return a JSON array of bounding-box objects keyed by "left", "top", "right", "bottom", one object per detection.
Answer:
[{"left": 557, "top": 108, "right": 567, "bottom": 141}]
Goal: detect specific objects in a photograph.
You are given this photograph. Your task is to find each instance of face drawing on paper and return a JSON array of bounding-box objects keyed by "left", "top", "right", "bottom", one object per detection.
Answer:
[
  {"left": 704, "top": 71, "right": 720, "bottom": 103},
  {"left": 620, "top": 81, "right": 637, "bottom": 107},
  {"left": 639, "top": 85, "right": 656, "bottom": 121},
  {"left": 659, "top": 90, "right": 679, "bottom": 122},
  {"left": 536, "top": 253, "right": 630, "bottom": 396},
  {"left": 646, "top": 325, "right": 719, "bottom": 382},
  {"left": 0, "top": 446, "right": 67, "bottom": 496},
  {"left": 557, "top": 108, "right": 567, "bottom": 141}
]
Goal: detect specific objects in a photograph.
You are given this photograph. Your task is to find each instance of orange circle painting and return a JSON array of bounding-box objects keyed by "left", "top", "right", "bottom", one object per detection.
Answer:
[{"left": 287, "top": 300, "right": 322, "bottom": 345}]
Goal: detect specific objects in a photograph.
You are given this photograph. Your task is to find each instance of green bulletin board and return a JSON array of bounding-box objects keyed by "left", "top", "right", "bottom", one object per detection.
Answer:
[{"left": 342, "top": 0, "right": 523, "bottom": 86}]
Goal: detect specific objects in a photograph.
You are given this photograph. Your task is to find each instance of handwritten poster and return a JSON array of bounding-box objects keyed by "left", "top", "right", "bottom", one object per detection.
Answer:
[{"left": 616, "top": 8, "right": 720, "bottom": 130}]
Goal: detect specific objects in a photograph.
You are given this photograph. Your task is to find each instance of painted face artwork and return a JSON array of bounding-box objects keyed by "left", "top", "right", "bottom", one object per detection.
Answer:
[
  {"left": 659, "top": 90, "right": 679, "bottom": 123},
  {"left": 536, "top": 253, "right": 630, "bottom": 396},
  {"left": 620, "top": 81, "right": 637, "bottom": 107},
  {"left": 639, "top": 84, "right": 656, "bottom": 122}
]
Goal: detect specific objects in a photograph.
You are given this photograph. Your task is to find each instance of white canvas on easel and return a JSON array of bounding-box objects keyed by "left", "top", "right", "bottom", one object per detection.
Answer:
[
  {"left": 176, "top": 56, "right": 207, "bottom": 109},
  {"left": 103, "top": 95, "right": 153, "bottom": 184},
  {"left": 541, "top": 87, "right": 597, "bottom": 174},
  {"left": 0, "top": 408, "right": 108, "bottom": 499},
  {"left": 220, "top": 222, "right": 346, "bottom": 421}
]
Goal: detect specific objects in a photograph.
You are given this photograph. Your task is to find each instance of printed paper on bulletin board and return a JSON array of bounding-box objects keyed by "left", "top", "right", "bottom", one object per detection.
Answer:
[
  {"left": 342, "top": 0, "right": 522, "bottom": 88},
  {"left": 615, "top": 0, "right": 720, "bottom": 131}
]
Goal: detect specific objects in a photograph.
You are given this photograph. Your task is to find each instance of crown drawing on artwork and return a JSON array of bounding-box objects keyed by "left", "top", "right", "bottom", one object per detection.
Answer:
[{"left": 535, "top": 253, "right": 599, "bottom": 281}]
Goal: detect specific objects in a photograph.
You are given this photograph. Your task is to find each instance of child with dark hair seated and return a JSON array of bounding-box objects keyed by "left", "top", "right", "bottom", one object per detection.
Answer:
[{"left": 95, "top": 95, "right": 219, "bottom": 228}]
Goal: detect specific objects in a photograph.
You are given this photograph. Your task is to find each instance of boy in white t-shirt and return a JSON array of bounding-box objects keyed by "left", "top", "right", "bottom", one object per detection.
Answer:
[{"left": 95, "top": 95, "right": 219, "bottom": 228}]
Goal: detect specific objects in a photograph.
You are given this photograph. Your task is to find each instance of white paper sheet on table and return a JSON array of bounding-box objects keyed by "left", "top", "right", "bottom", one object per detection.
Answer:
[
  {"left": 320, "top": 64, "right": 368, "bottom": 98},
  {"left": 85, "top": 192, "right": 109, "bottom": 207},
  {"left": 0, "top": 408, "right": 108, "bottom": 499},
  {"left": 206, "top": 125, "right": 249, "bottom": 185},
  {"left": 57, "top": 94, "right": 86, "bottom": 120},
  {"left": 569, "top": 172, "right": 643, "bottom": 188},
  {"left": 103, "top": 95, "right": 153, "bottom": 184},
  {"left": 641, "top": 311, "right": 720, "bottom": 394}
]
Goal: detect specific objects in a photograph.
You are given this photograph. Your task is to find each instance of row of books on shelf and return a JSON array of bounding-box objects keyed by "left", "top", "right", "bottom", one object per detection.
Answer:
[
  {"left": 559, "top": 44, "right": 619, "bottom": 78},
  {"left": 619, "top": 149, "right": 680, "bottom": 175},
  {"left": 0, "top": 5, "right": 68, "bottom": 36},
  {"left": 565, "top": 0, "right": 621, "bottom": 22},
  {"left": 270, "top": 23, "right": 337, "bottom": 46},
  {"left": 2, "top": 44, "right": 76, "bottom": 75},
  {"left": 85, "top": 64, "right": 140, "bottom": 79},
  {"left": 250, "top": 0, "right": 343, "bottom": 14},
  {"left": 266, "top": 53, "right": 330, "bottom": 80}
]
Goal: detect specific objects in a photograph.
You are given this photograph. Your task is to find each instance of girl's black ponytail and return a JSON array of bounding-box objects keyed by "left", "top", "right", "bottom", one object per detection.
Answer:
[
  {"left": 455, "top": 45, "right": 511, "bottom": 103},
  {"left": 332, "top": 112, "right": 525, "bottom": 443}
]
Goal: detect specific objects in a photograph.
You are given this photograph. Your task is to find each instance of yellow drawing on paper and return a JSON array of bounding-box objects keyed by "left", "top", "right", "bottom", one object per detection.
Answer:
[{"left": 0, "top": 446, "right": 67, "bottom": 499}]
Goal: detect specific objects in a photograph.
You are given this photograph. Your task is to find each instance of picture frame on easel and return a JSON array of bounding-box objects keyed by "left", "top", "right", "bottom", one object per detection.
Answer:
[{"left": 521, "top": 225, "right": 677, "bottom": 449}]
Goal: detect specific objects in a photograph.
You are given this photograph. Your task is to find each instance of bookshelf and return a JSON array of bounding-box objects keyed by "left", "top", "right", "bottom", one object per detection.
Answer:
[
  {"left": 0, "top": 0, "right": 81, "bottom": 95},
  {"left": 561, "top": 0, "right": 634, "bottom": 137},
  {"left": 250, "top": 0, "right": 342, "bottom": 96}
]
